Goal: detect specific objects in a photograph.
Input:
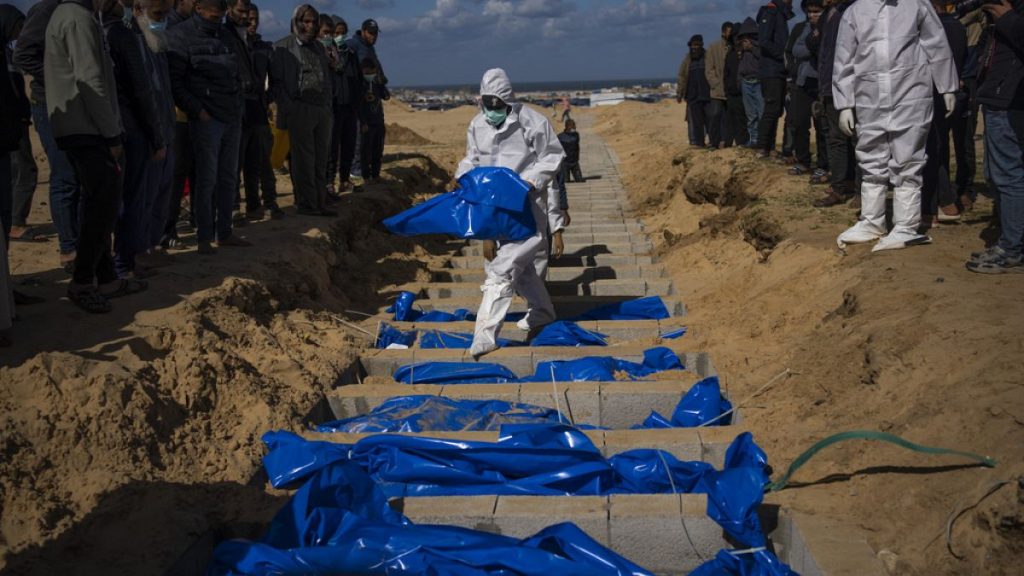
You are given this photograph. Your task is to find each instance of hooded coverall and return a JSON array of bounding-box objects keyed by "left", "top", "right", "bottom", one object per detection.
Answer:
[
  {"left": 833, "top": 0, "right": 958, "bottom": 249},
  {"left": 455, "top": 69, "right": 565, "bottom": 357}
]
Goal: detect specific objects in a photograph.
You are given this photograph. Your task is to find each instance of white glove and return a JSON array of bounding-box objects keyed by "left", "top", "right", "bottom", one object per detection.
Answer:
[
  {"left": 839, "top": 109, "right": 855, "bottom": 137},
  {"left": 943, "top": 92, "right": 956, "bottom": 119}
]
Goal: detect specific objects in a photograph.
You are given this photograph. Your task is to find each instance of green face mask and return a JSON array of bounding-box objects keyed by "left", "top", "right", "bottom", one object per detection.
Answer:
[
  {"left": 363, "top": 73, "right": 377, "bottom": 83},
  {"left": 319, "top": 37, "right": 333, "bottom": 47},
  {"left": 484, "top": 108, "right": 508, "bottom": 126},
  {"left": 335, "top": 33, "right": 347, "bottom": 45}
]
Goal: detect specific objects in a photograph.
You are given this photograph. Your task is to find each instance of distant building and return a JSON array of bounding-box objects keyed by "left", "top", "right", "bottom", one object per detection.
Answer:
[{"left": 590, "top": 91, "right": 626, "bottom": 107}]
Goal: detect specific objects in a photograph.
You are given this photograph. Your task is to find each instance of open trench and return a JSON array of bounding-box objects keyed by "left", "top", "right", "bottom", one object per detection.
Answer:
[{"left": 161, "top": 121, "right": 888, "bottom": 574}]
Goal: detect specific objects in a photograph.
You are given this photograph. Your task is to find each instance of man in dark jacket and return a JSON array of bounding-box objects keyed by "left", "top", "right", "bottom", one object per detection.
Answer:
[
  {"left": 965, "top": 0, "right": 1024, "bottom": 273},
  {"left": 357, "top": 56, "right": 388, "bottom": 181},
  {"left": 13, "top": 0, "right": 81, "bottom": 270},
  {"left": 222, "top": 0, "right": 280, "bottom": 221},
  {"left": 345, "top": 18, "right": 385, "bottom": 182},
  {"left": 756, "top": 0, "right": 794, "bottom": 158},
  {"left": 676, "top": 34, "right": 713, "bottom": 147},
  {"left": 810, "top": 0, "right": 859, "bottom": 207},
  {"left": 104, "top": 0, "right": 169, "bottom": 278},
  {"left": 271, "top": 4, "right": 336, "bottom": 216},
  {"left": 168, "top": 0, "right": 249, "bottom": 254},
  {"left": 240, "top": 3, "right": 280, "bottom": 219},
  {"left": 328, "top": 16, "right": 362, "bottom": 193},
  {"left": 161, "top": 0, "right": 196, "bottom": 249},
  {"left": 168, "top": 0, "right": 194, "bottom": 26},
  {"left": 723, "top": 21, "right": 749, "bottom": 147},
  {"left": 922, "top": 0, "right": 968, "bottom": 225}
]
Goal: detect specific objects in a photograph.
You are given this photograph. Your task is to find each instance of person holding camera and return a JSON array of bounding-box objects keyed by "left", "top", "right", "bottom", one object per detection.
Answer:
[{"left": 966, "top": 0, "right": 1024, "bottom": 272}]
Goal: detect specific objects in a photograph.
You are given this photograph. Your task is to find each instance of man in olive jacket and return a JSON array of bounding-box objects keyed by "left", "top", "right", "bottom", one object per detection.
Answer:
[{"left": 705, "top": 22, "right": 732, "bottom": 148}]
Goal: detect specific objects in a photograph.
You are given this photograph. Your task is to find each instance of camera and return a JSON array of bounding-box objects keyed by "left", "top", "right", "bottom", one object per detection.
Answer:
[{"left": 952, "top": 0, "right": 1002, "bottom": 18}]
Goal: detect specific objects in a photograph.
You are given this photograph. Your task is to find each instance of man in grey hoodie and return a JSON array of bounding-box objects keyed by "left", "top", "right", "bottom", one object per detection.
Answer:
[{"left": 46, "top": 0, "right": 147, "bottom": 313}]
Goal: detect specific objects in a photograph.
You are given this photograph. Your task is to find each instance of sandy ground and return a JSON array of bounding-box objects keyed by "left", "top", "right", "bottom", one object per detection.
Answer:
[
  {"left": 589, "top": 100, "right": 1024, "bottom": 575},
  {"left": 0, "top": 98, "right": 1021, "bottom": 575}
]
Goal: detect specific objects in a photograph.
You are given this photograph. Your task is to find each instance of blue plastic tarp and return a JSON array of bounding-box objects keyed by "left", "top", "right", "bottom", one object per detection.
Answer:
[
  {"left": 316, "top": 396, "right": 573, "bottom": 433},
  {"left": 393, "top": 362, "right": 519, "bottom": 384},
  {"left": 660, "top": 327, "right": 688, "bottom": 339},
  {"left": 393, "top": 347, "right": 684, "bottom": 384},
  {"left": 419, "top": 330, "right": 521, "bottom": 349},
  {"left": 572, "top": 296, "right": 671, "bottom": 321},
  {"left": 529, "top": 321, "right": 608, "bottom": 346},
  {"left": 382, "top": 167, "right": 537, "bottom": 242},
  {"left": 690, "top": 549, "right": 797, "bottom": 576},
  {"left": 639, "top": 376, "right": 733, "bottom": 428},
  {"left": 521, "top": 346, "right": 684, "bottom": 382},
  {"left": 209, "top": 458, "right": 654, "bottom": 576},
  {"left": 375, "top": 323, "right": 417, "bottom": 349},
  {"left": 260, "top": 426, "right": 769, "bottom": 547}
]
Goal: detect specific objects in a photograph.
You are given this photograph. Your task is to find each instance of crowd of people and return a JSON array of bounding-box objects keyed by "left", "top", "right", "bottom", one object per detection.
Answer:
[
  {"left": 677, "top": 0, "right": 1023, "bottom": 267},
  {"left": 0, "top": 0, "right": 391, "bottom": 341}
]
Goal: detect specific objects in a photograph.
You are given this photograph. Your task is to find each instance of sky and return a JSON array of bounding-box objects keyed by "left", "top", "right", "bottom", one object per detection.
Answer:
[{"left": 8, "top": 0, "right": 773, "bottom": 87}]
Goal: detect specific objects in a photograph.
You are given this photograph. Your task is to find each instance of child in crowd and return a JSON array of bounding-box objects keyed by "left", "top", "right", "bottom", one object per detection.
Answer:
[{"left": 358, "top": 57, "right": 389, "bottom": 181}]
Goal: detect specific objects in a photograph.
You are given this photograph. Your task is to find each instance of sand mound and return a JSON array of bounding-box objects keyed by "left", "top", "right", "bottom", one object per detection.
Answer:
[
  {"left": 0, "top": 146, "right": 460, "bottom": 573},
  {"left": 386, "top": 122, "right": 435, "bottom": 146},
  {"left": 591, "top": 101, "right": 1024, "bottom": 575}
]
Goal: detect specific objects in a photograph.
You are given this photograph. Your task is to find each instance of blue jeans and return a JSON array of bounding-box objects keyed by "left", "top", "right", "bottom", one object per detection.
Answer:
[
  {"left": 741, "top": 80, "right": 763, "bottom": 147},
  {"left": 983, "top": 108, "right": 1024, "bottom": 257},
  {"left": 190, "top": 117, "right": 241, "bottom": 243},
  {"left": 32, "top": 100, "right": 81, "bottom": 254}
]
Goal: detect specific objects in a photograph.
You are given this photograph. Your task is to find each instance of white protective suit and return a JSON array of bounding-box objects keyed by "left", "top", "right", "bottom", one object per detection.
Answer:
[
  {"left": 455, "top": 68, "right": 566, "bottom": 357},
  {"left": 833, "top": 0, "right": 958, "bottom": 251}
]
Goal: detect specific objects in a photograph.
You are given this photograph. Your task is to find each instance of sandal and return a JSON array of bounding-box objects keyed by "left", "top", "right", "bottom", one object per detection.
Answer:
[
  {"left": 99, "top": 278, "right": 148, "bottom": 299},
  {"left": 67, "top": 287, "right": 112, "bottom": 313},
  {"left": 788, "top": 164, "right": 809, "bottom": 176},
  {"left": 809, "top": 169, "right": 829, "bottom": 185}
]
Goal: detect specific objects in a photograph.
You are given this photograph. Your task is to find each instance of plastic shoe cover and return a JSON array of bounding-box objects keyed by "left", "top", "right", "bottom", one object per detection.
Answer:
[
  {"left": 516, "top": 317, "right": 531, "bottom": 331},
  {"left": 872, "top": 231, "right": 932, "bottom": 252},
  {"left": 837, "top": 220, "right": 886, "bottom": 248},
  {"left": 470, "top": 280, "right": 514, "bottom": 358}
]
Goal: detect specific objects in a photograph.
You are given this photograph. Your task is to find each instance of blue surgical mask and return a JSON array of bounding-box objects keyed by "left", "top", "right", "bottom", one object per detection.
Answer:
[
  {"left": 334, "top": 33, "right": 347, "bottom": 45},
  {"left": 148, "top": 20, "right": 168, "bottom": 31},
  {"left": 484, "top": 108, "right": 508, "bottom": 127},
  {"left": 363, "top": 73, "right": 376, "bottom": 83}
]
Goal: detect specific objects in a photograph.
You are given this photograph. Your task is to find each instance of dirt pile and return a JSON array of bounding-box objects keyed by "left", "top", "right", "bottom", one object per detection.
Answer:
[
  {"left": 590, "top": 100, "right": 1024, "bottom": 575},
  {"left": 385, "top": 123, "right": 435, "bottom": 146},
  {"left": 0, "top": 142, "right": 460, "bottom": 574}
]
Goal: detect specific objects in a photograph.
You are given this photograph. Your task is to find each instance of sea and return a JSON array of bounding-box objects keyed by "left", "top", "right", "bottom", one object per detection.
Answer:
[{"left": 394, "top": 78, "right": 675, "bottom": 93}]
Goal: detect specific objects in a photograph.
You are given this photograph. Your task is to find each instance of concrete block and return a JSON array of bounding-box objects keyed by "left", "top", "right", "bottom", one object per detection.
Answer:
[
  {"left": 438, "top": 383, "right": 520, "bottom": 404},
  {"left": 784, "top": 512, "right": 887, "bottom": 576},
  {"left": 471, "top": 348, "right": 534, "bottom": 376},
  {"left": 610, "top": 494, "right": 722, "bottom": 574},
  {"left": 361, "top": 348, "right": 469, "bottom": 379},
  {"left": 493, "top": 496, "right": 609, "bottom": 545},
  {"left": 518, "top": 381, "right": 601, "bottom": 427},
  {"left": 397, "top": 495, "right": 499, "bottom": 533},
  {"left": 602, "top": 428, "right": 704, "bottom": 462},
  {"left": 599, "top": 380, "right": 690, "bottom": 429},
  {"left": 696, "top": 426, "right": 745, "bottom": 469},
  {"left": 328, "top": 384, "right": 439, "bottom": 419}
]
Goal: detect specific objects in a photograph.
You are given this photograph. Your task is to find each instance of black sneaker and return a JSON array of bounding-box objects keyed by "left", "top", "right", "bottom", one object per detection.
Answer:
[{"left": 268, "top": 205, "right": 285, "bottom": 219}]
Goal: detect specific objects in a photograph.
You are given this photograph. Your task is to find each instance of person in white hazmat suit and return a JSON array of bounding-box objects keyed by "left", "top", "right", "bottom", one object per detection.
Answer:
[
  {"left": 833, "top": 0, "right": 958, "bottom": 251},
  {"left": 455, "top": 68, "right": 566, "bottom": 358}
]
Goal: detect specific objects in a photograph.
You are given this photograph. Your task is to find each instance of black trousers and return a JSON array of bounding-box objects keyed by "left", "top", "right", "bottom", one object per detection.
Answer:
[
  {"left": 823, "top": 96, "right": 858, "bottom": 192},
  {"left": 923, "top": 94, "right": 956, "bottom": 215},
  {"left": 240, "top": 122, "right": 277, "bottom": 211},
  {"left": 725, "top": 94, "right": 748, "bottom": 147},
  {"left": 66, "top": 144, "right": 121, "bottom": 286},
  {"left": 164, "top": 121, "right": 193, "bottom": 242},
  {"left": 562, "top": 162, "right": 583, "bottom": 183},
  {"left": 687, "top": 100, "right": 711, "bottom": 145},
  {"left": 757, "top": 78, "right": 787, "bottom": 152},
  {"left": 706, "top": 99, "right": 725, "bottom": 148},
  {"left": 791, "top": 82, "right": 828, "bottom": 169},
  {"left": 360, "top": 123, "right": 386, "bottom": 179},
  {"left": 328, "top": 104, "right": 359, "bottom": 186},
  {"left": 954, "top": 79, "right": 977, "bottom": 200}
]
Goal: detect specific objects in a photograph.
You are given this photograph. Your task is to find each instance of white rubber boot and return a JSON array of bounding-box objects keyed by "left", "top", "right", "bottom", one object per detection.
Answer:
[
  {"left": 837, "top": 182, "right": 888, "bottom": 249},
  {"left": 873, "top": 185, "right": 931, "bottom": 252},
  {"left": 470, "top": 280, "right": 514, "bottom": 358}
]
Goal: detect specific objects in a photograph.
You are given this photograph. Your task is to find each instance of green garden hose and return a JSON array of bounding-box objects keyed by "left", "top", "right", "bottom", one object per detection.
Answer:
[{"left": 767, "top": 430, "right": 997, "bottom": 492}]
